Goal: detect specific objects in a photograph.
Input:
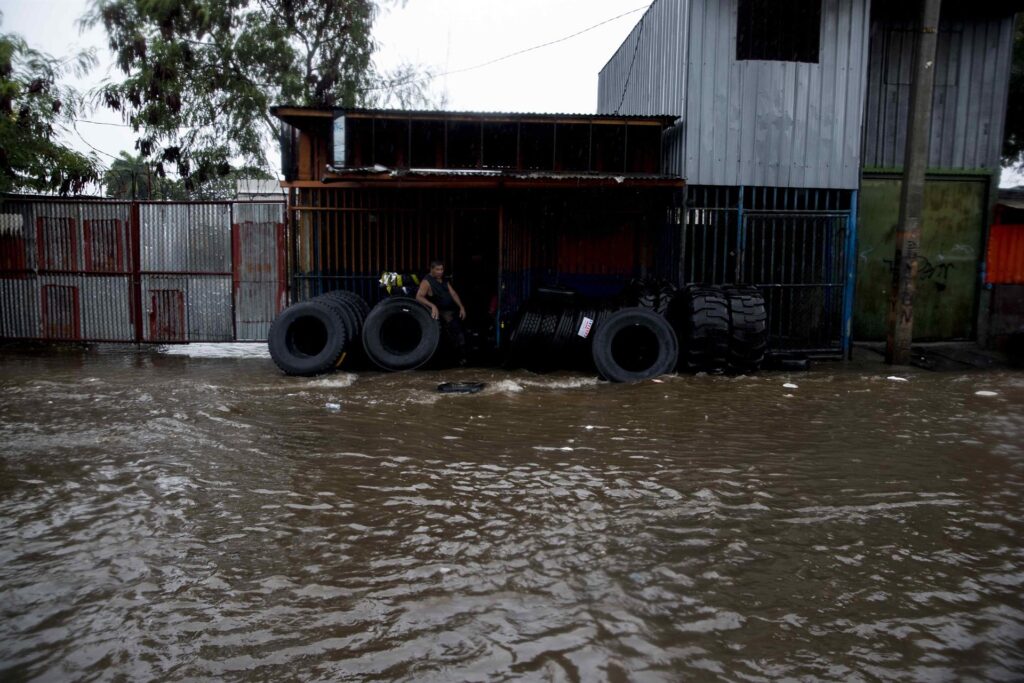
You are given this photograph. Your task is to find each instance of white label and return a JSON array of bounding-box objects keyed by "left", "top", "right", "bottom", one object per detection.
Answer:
[{"left": 577, "top": 317, "right": 594, "bottom": 338}]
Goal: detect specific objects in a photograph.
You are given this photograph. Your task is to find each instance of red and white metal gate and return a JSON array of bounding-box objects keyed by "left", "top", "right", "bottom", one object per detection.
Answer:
[{"left": 0, "top": 198, "right": 286, "bottom": 343}]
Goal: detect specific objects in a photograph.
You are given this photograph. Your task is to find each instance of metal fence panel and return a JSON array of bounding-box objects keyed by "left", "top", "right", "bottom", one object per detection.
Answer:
[
  {"left": 2, "top": 197, "right": 284, "bottom": 343},
  {"left": 682, "top": 185, "right": 854, "bottom": 355},
  {"left": 0, "top": 277, "right": 40, "bottom": 338},
  {"left": 232, "top": 203, "right": 286, "bottom": 341}
]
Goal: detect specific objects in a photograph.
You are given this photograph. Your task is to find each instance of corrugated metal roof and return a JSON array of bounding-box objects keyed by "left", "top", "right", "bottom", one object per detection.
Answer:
[
  {"left": 321, "top": 166, "right": 683, "bottom": 185},
  {"left": 272, "top": 105, "right": 678, "bottom": 125}
]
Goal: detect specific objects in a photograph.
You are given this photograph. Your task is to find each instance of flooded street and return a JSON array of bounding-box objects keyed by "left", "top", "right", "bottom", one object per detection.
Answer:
[{"left": 1, "top": 347, "right": 1022, "bottom": 681}]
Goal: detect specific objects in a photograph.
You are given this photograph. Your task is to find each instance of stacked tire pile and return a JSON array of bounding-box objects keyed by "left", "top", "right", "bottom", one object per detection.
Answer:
[
  {"left": 667, "top": 285, "right": 768, "bottom": 375},
  {"left": 268, "top": 290, "right": 370, "bottom": 376},
  {"left": 507, "top": 299, "right": 680, "bottom": 383},
  {"left": 507, "top": 301, "right": 617, "bottom": 371}
]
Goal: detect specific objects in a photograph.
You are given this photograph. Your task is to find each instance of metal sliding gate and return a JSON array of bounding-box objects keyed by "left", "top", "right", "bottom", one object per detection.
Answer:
[
  {"left": 682, "top": 185, "right": 857, "bottom": 356},
  {"left": 0, "top": 197, "right": 285, "bottom": 343}
]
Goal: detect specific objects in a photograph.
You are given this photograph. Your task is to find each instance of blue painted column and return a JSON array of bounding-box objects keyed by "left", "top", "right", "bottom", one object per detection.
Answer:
[{"left": 841, "top": 190, "right": 859, "bottom": 358}]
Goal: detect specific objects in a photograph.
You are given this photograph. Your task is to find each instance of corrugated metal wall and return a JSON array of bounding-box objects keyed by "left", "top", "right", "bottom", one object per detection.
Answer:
[
  {"left": 596, "top": 0, "right": 687, "bottom": 117},
  {"left": 598, "top": 0, "right": 873, "bottom": 190},
  {"left": 862, "top": 11, "right": 1015, "bottom": 170},
  {"left": 0, "top": 198, "right": 284, "bottom": 343}
]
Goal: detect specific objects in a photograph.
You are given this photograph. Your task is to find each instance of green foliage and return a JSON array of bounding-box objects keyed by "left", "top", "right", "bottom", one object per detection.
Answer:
[
  {"left": 103, "top": 151, "right": 274, "bottom": 200},
  {"left": 82, "top": 0, "right": 437, "bottom": 187},
  {"left": 102, "top": 151, "right": 184, "bottom": 199},
  {"left": 0, "top": 16, "right": 101, "bottom": 195},
  {"left": 1003, "top": 15, "right": 1024, "bottom": 170}
]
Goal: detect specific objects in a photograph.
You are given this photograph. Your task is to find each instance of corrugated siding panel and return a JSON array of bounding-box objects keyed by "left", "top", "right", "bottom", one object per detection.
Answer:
[
  {"left": 599, "top": 0, "right": 871, "bottom": 189},
  {"left": 597, "top": 0, "right": 687, "bottom": 116},
  {"left": 685, "top": 0, "right": 871, "bottom": 189},
  {"left": 986, "top": 225, "right": 1024, "bottom": 285},
  {"left": 233, "top": 202, "right": 286, "bottom": 341},
  {"left": 863, "top": 12, "right": 1015, "bottom": 170},
  {"left": 0, "top": 277, "right": 40, "bottom": 338}
]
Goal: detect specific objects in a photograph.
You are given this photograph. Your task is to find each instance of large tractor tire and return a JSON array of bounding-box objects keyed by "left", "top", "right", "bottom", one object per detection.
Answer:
[
  {"left": 724, "top": 285, "right": 768, "bottom": 374},
  {"left": 671, "top": 286, "right": 730, "bottom": 373},
  {"left": 591, "top": 307, "right": 679, "bottom": 383},
  {"left": 267, "top": 300, "right": 349, "bottom": 376},
  {"left": 361, "top": 298, "right": 440, "bottom": 371}
]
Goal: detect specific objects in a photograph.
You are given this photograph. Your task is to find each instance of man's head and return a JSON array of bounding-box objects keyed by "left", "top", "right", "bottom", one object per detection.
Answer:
[{"left": 429, "top": 259, "right": 444, "bottom": 279}]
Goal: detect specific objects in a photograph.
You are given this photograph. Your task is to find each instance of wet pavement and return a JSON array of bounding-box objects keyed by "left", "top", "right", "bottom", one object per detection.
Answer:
[{"left": 1, "top": 345, "right": 1022, "bottom": 681}]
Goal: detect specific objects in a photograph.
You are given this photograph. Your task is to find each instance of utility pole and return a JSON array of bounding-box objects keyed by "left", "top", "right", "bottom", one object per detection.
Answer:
[{"left": 886, "top": 0, "right": 942, "bottom": 364}]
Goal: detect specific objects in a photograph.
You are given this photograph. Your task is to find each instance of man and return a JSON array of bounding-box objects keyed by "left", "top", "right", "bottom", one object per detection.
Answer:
[{"left": 416, "top": 259, "right": 467, "bottom": 362}]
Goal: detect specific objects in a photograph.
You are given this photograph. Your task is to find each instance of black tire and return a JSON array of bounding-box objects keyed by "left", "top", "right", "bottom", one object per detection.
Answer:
[
  {"left": 324, "top": 289, "right": 371, "bottom": 320},
  {"left": 591, "top": 307, "right": 679, "bottom": 383},
  {"left": 672, "top": 286, "right": 730, "bottom": 373},
  {"left": 361, "top": 297, "right": 440, "bottom": 371},
  {"left": 724, "top": 285, "right": 768, "bottom": 374},
  {"left": 268, "top": 300, "right": 349, "bottom": 376}
]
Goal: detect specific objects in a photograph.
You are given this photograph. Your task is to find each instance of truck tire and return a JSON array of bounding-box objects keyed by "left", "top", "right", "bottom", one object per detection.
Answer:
[
  {"left": 672, "top": 286, "right": 729, "bottom": 373},
  {"left": 591, "top": 307, "right": 679, "bottom": 383},
  {"left": 361, "top": 297, "right": 440, "bottom": 371},
  {"left": 724, "top": 285, "right": 768, "bottom": 374},
  {"left": 268, "top": 300, "right": 349, "bottom": 376}
]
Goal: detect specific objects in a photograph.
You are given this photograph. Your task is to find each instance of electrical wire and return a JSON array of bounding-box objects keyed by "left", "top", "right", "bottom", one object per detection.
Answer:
[
  {"left": 369, "top": 4, "right": 651, "bottom": 91},
  {"left": 613, "top": 13, "right": 646, "bottom": 114}
]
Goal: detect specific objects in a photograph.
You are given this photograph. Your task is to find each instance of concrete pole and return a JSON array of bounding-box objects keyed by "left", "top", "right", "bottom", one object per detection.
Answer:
[{"left": 886, "top": 0, "right": 942, "bottom": 364}]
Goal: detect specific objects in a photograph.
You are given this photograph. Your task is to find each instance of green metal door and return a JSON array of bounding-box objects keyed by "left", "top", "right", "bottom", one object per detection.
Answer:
[{"left": 854, "top": 176, "right": 987, "bottom": 341}]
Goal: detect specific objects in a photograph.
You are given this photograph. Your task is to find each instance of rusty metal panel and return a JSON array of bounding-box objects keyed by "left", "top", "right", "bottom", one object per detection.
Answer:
[
  {"left": 232, "top": 202, "right": 286, "bottom": 341},
  {"left": 40, "top": 282, "right": 80, "bottom": 339},
  {"left": 0, "top": 277, "right": 40, "bottom": 338},
  {"left": 80, "top": 203, "right": 132, "bottom": 274},
  {"left": 986, "top": 225, "right": 1024, "bottom": 285},
  {"left": 140, "top": 274, "right": 233, "bottom": 342}
]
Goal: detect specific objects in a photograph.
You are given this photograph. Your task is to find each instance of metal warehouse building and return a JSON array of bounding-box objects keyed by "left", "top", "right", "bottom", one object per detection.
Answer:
[{"left": 598, "top": 0, "right": 1019, "bottom": 352}]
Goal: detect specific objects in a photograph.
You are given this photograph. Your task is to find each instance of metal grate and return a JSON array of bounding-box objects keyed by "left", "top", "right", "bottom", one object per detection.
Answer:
[{"left": 682, "top": 185, "right": 856, "bottom": 356}]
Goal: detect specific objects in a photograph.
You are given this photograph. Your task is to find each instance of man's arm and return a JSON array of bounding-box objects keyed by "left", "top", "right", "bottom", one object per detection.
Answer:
[
  {"left": 415, "top": 280, "right": 439, "bottom": 319},
  {"left": 448, "top": 283, "right": 467, "bottom": 320}
]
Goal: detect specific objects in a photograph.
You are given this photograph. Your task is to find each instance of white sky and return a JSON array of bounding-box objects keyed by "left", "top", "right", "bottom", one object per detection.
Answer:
[{"left": 1, "top": 0, "right": 1021, "bottom": 187}]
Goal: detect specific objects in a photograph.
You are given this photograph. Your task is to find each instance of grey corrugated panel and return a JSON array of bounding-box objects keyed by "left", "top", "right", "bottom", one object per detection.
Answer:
[
  {"left": 188, "top": 204, "right": 232, "bottom": 273},
  {"left": 233, "top": 214, "right": 285, "bottom": 341},
  {"left": 597, "top": 0, "right": 686, "bottom": 117},
  {"left": 679, "top": 0, "right": 872, "bottom": 189},
  {"left": 232, "top": 202, "right": 284, "bottom": 225},
  {"left": 187, "top": 276, "right": 233, "bottom": 341},
  {"left": 140, "top": 204, "right": 190, "bottom": 271},
  {"left": 0, "top": 277, "right": 39, "bottom": 338},
  {"left": 235, "top": 282, "right": 278, "bottom": 341},
  {"left": 863, "top": 12, "right": 1015, "bottom": 170}
]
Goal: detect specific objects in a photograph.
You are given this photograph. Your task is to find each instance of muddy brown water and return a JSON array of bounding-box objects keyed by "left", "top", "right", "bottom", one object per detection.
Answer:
[{"left": 1, "top": 345, "right": 1022, "bottom": 682}]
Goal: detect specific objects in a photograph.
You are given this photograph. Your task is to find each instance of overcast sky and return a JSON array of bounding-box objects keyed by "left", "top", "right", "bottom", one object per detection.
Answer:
[{"left": 2, "top": 0, "right": 1021, "bottom": 187}]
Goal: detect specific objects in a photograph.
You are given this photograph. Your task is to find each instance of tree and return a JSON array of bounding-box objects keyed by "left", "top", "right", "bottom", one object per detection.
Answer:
[
  {"left": 102, "top": 151, "right": 185, "bottom": 199},
  {"left": 1003, "top": 15, "right": 1023, "bottom": 171},
  {"left": 0, "top": 14, "right": 101, "bottom": 195},
  {"left": 81, "top": 0, "right": 438, "bottom": 190}
]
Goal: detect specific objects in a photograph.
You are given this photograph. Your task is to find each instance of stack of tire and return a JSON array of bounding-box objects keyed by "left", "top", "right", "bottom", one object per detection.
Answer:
[
  {"left": 667, "top": 285, "right": 768, "bottom": 374},
  {"left": 268, "top": 290, "right": 370, "bottom": 376},
  {"left": 507, "top": 299, "right": 680, "bottom": 383},
  {"left": 507, "top": 301, "right": 616, "bottom": 371}
]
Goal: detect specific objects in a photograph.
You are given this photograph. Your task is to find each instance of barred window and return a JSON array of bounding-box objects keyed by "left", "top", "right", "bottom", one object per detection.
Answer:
[{"left": 737, "top": 0, "right": 822, "bottom": 63}]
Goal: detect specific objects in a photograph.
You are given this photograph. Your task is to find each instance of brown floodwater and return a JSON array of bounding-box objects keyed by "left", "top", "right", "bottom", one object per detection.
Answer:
[{"left": 1, "top": 345, "right": 1022, "bottom": 682}]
